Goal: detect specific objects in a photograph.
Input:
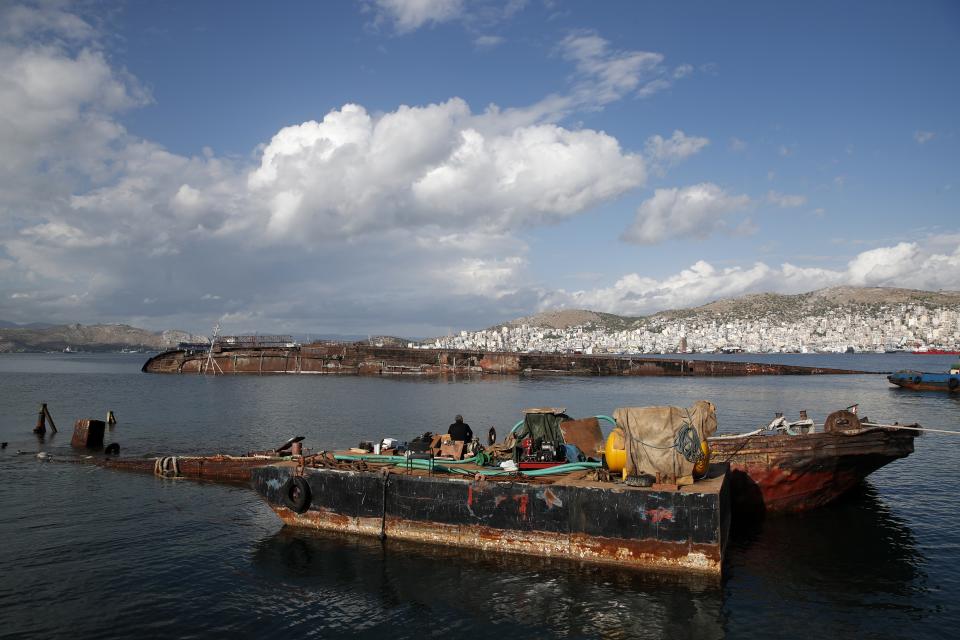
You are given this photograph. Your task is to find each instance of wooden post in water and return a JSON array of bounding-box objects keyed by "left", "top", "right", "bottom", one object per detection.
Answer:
[
  {"left": 34, "top": 404, "right": 45, "bottom": 435},
  {"left": 44, "top": 404, "right": 57, "bottom": 433},
  {"left": 33, "top": 403, "right": 57, "bottom": 434}
]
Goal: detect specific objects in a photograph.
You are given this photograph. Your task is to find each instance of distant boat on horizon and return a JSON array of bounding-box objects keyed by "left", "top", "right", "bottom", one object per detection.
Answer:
[{"left": 911, "top": 348, "right": 960, "bottom": 355}]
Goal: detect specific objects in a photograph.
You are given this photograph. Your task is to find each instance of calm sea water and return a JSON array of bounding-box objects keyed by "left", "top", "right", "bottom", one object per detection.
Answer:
[{"left": 1, "top": 352, "right": 958, "bottom": 639}]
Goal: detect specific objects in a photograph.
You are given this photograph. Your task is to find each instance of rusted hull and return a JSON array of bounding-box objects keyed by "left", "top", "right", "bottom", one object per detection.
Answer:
[
  {"left": 709, "top": 428, "right": 917, "bottom": 514},
  {"left": 143, "top": 344, "right": 868, "bottom": 378},
  {"left": 253, "top": 464, "right": 730, "bottom": 576},
  {"left": 91, "top": 455, "right": 282, "bottom": 485}
]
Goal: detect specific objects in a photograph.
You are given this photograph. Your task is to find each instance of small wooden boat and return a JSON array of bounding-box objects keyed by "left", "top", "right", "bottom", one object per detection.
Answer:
[
  {"left": 708, "top": 409, "right": 918, "bottom": 514},
  {"left": 71, "top": 436, "right": 308, "bottom": 485},
  {"left": 887, "top": 363, "right": 960, "bottom": 392},
  {"left": 94, "top": 453, "right": 285, "bottom": 484}
]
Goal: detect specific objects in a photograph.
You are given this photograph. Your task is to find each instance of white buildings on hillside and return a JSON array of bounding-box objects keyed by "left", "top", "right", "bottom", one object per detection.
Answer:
[{"left": 428, "top": 304, "right": 960, "bottom": 354}]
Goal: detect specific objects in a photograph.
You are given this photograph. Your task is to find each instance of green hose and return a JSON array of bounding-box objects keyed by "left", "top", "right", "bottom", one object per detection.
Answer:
[
  {"left": 334, "top": 453, "right": 407, "bottom": 463},
  {"left": 521, "top": 462, "right": 601, "bottom": 476},
  {"left": 334, "top": 452, "right": 487, "bottom": 465},
  {"left": 334, "top": 453, "right": 600, "bottom": 478}
]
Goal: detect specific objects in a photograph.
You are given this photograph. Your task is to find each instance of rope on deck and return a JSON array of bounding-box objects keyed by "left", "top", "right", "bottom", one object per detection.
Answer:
[{"left": 154, "top": 456, "right": 180, "bottom": 477}]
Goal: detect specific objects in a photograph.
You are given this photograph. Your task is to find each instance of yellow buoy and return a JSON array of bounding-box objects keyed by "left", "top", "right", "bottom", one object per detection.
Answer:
[
  {"left": 604, "top": 427, "right": 627, "bottom": 473},
  {"left": 693, "top": 439, "right": 710, "bottom": 478}
]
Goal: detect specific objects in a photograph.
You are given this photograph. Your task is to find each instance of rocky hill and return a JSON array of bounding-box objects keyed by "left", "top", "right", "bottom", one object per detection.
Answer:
[
  {"left": 497, "top": 287, "right": 960, "bottom": 332},
  {"left": 0, "top": 323, "right": 205, "bottom": 353}
]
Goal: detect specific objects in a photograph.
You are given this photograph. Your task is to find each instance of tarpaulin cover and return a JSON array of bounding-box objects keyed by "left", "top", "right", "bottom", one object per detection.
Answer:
[
  {"left": 559, "top": 417, "right": 604, "bottom": 459},
  {"left": 513, "top": 412, "right": 569, "bottom": 461},
  {"left": 612, "top": 401, "right": 718, "bottom": 485}
]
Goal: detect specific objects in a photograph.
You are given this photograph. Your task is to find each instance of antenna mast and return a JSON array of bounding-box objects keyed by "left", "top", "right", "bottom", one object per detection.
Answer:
[{"left": 202, "top": 323, "right": 224, "bottom": 375}]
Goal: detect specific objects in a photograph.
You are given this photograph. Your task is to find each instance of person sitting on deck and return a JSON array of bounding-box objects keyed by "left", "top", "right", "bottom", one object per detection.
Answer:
[{"left": 447, "top": 415, "right": 473, "bottom": 442}]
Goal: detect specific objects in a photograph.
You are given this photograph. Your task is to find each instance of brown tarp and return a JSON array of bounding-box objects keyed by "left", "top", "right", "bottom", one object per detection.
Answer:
[
  {"left": 612, "top": 400, "right": 718, "bottom": 485},
  {"left": 559, "top": 417, "right": 604, "bottom": 458}
]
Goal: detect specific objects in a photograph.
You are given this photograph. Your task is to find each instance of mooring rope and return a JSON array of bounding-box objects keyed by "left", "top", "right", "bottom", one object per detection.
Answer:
[
  {"left": 674, "top": 420, "right": 704, "bottom": 464},
  {"left": 153, "top": 456, "right": 180, "bottom": 477}
]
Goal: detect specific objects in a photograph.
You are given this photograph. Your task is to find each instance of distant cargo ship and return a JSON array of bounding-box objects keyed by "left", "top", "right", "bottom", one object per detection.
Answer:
[{"left": 911, "top": 348, "right": 960, "bottom": 355}]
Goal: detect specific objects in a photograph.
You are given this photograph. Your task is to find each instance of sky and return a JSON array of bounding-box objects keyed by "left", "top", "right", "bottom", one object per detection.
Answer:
[{"left": 0, "top": 0, "right": 958, "bottom": 337}]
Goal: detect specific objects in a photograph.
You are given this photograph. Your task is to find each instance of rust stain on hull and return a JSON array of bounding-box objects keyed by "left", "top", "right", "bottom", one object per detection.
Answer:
[
  {"left": 274, "top": 506, "right": 722, "bottom": 575},
  {"left": 709, "top": 427, "right": 917, "bottom": 513},
  {"left": 255, "top": 465, "right": 730, "bottom": 577}
]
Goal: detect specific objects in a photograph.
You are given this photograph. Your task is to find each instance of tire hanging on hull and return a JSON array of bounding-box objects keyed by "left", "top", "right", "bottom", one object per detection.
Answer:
[{"left": 282, "top": 476, "right": 312, "bottom": 513}]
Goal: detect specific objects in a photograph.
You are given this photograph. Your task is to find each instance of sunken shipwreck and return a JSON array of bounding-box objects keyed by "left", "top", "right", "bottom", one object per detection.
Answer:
[{"left": 142, "top": 335, "right": 866, "bottom": 377}]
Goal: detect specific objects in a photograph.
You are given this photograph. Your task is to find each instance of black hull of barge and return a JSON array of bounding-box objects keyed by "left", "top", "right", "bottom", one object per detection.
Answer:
[{"left": 252, "top": 464, "right": 730, "bottom": 576}]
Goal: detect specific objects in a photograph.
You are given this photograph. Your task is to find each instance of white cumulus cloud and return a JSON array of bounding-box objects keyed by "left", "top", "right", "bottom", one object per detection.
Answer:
[
  {"left": 474, "top": 35, "right": 504, "bottom": 48},
  {"left": 245, "top": 100, "right": 646, "bottom": 240},
  {"left": 543, "top": 240, "right": 960, "bottom": 316},
  {"left": 622, "top": 183, "right": 751, "bottom": 245},
  {"left": 766, "top": 191, "right": 807, "bottom": 208},
  {"left": 439, "top": 256, "right": 527, "bottom": 297},
  {"left": 645, "top": 130, "right": 709, "bottom": 173},
  {"left": 370, "top": 0, "right": 465, "bottom": 33},
  {"left": 559, "top": 30, "right": 669, "bottom": 105},
  {"left": 0, "top": 7, "right": 654, "bottom": 333}
]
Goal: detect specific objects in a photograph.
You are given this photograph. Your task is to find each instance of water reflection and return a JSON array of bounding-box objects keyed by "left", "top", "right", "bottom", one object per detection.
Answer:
[
  {"left": 252, "top": 527, "right": 725, "bottom": 639},
  {"left": 2, "top": 353, "right": 957, "bottom": 639},
  {"left": 724, "top": 483, "right": 930, "bottom": 638}
]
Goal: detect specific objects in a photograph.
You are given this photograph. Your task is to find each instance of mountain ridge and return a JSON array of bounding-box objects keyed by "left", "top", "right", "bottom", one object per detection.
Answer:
[
  {"left": 494, "top": 286, "right": 960, "bottom": 332},
  {"left": 0, "top": 323, "right": 205, "bottom": 353}
]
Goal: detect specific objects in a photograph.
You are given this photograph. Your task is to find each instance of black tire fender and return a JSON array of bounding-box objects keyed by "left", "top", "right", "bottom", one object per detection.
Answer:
[
  {"left": 282, "top": 476, "right": 312, "bottom": 513},
  {"left": 949, "top": 378, "right": 959, "bottom": 390}
]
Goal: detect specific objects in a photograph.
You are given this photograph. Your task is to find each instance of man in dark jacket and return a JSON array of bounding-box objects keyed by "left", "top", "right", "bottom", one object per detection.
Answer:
[{"left": 447, "top": 415, "right": 473, "bottom": 442}]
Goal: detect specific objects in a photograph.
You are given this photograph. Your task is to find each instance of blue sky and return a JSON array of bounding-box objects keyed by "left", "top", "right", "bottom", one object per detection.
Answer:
[{"left": 0, "top": 0, "right": 958, "bottom": 336}]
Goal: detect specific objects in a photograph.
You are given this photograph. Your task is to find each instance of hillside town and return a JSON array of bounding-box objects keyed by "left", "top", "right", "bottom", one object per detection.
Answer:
[{"left": 427, "top": 302, "right": 960, "bottom": 354}]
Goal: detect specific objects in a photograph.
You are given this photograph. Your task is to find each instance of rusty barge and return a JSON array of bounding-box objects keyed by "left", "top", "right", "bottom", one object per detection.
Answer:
[
  {"left": 251, "top": 402, "right": 731, "bottom": 576},
  {"left": 142, "top": 341, "right": 868, "bottom": 377},
  {"left": 252, "top": 458, "right": 730, "bottom": 577}
]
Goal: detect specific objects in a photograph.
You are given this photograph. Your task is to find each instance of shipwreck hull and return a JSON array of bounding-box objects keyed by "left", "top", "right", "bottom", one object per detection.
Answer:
[
  {"left": 709, "top": 428, "right": 917, "bottom": 514},
  {"left": 253, "top": 464, "right": 730, "bottom": 576},
  {"left": 143, "top": 344, "right": 868, "bottom": 378}
]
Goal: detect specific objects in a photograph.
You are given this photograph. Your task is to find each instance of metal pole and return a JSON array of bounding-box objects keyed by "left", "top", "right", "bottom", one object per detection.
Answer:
[
  {"left": 43, "top": 404, "right": 57, "bottom": 432},
  {"left": 34, "top": 404, "right": 45, "bottom": 434},
  {"left": 861, "top": 422, "right": 960, "bottom": 436}
]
